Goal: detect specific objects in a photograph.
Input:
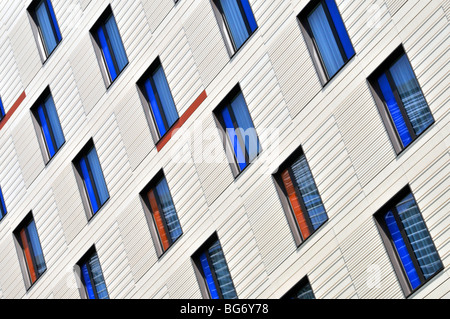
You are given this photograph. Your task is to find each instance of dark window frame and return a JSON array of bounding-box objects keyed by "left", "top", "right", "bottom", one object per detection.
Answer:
[
  {"left": 136, "top": 57, "right": 179, "bottom": 144},
  {"left": 367, "top": 45, "right": 434, "bottom": 155},
  {"left": 281, "top": 276, "right": 315, "bottom": 299},
  {"left": 213, "top": 84, "right": 261, "bottom": 178},
  {"left": 72, "top": 139, "right": 110, "bottom": 220},
  {"left": 298, "top": 0, "right": 355, "bottom": 86},
  {"left": 191, "top": 233, "right": 237, "bottom": 300},
  {"left": 373, "top": 185, "right": 444, "bottom": 297},
  {"left": 75, "top": 245, "right": 109, "bottom": 299},
  {"left": 273, "top": 145, "right": 328, "bottom": 247},
  {"left": 139, "top": 169, "right": 183, "bottom": 258},
  {"left": 27, "top": 0, "right": 62, "bottom": 62}
]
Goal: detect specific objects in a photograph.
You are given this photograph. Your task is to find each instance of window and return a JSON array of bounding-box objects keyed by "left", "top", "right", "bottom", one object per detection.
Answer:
[
  {"left": 212, "top": 0, "right": 257, "bottom": 53},
  {"left": 0, "top": 186, "right": 7, "bottom": 221},
  {"left": 282, "top": 276, "right": 315, "bottom": 299},
  {"left": 274, "top": 146, "right": 327, "bottom": 247},
  {"left": 28, "top": 0, "right": 62, "bottom": 60},
  {"left": 76, "top": 247, "right": 109, "bottom": 299},
  {"left": 31, "top": 90, "right": 65, "bottom": 162},
  {"left": 374, "top": 187, "right": 443, "bottom": 296},
  {"left": 91, "top": 6, "right": 128, "bottom": 85},
  {"left": 73, "top": 141, "right": 109, "bottom": 218},
  {"left": 214, "top": 86, "right": 261, "bottom": 177},
  {"left": 368, "top": 46, "right": 434, "bottom": 154},
  {"left": 192, "top": 234, "right": 237, "bottom": 299},
  {"left": 0, "top": 97, "right": 5, "bottom": 122},
  {"left": 137, "top": 59, "right": 179, "bottom": 142},
  {"left": 140, "top": 171, "right": 182, "bottom": 257},
  {"left": 13, "top": 214, "right": 46, "bottom": 288},
  {"left": 299, "top": 0, "right": 355, "bottom": 85}
]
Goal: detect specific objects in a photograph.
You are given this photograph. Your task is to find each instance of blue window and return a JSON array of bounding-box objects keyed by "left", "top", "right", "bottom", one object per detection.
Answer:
[
  {"left": 376, "top": 188, "right": 443, "bottom": 295},
  {"left": 373, "top": 51, "right": 434, "bottom": 151},
  {"left": 33, "top": 94, "right": 65, "bottom": 161},
  {"left": 30, "top": 0, "right": 62, "bottom": 58},
  {"left": 215, "top": 0, "right": 257, "bottom": 51},
  {"left": 0, "top": 186, "right": 7, "bottom": 221},
  {"left": 194, "top": 237, "right": 237, "bottom": 299},
  {"left": 14, "top": 215, "right": 47, "bottom": 287},
  {"left": 78, "top": 249, "right": 109, "bottom": 299},
  {"left": 283, "top": 277, "right": 315, "bottom": 299},
  {"left": 76, "top": 145, "right": 109, "bottom": 216},
  {"left": 93, "top": 10, "right": 128, "bottom": 83},
  {"left": 141, "top": 62, "right": 178, "bottom": 139},
  {"left": 217, "top": 89, "right": 260, "bottom": 174},
  {"left": 143, "top": 174, "right": 182, "bottom": 255},
  {"left": 0, "top": 97, "right": 5, "bottom": 122},
  {"left": 300, "top": 0, "right": 355, "bottom": 82}
]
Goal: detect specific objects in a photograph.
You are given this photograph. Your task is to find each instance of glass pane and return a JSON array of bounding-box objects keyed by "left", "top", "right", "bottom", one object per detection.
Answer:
[
  {"left": 292, "top": 281, "right": 315, "bottom": 299},
  {"left": 37, "top": 104, "right": 56, "bottom": 158},
  {"left": 44, "top": 96, "right": 65, "bottom": 150},
  {"left": 239, "top": 0, "right": 257, "bottom": 32},
  {"left": 36, "top": 1, "right": 58, "bottom": 55},
  {"left": 145, "top": 79, "right": 167, "bottom": 137},
  {"left": 155, "top": 178, "right": 182, "bottom": 243},
  {"left": 230, "top": 93, "right": 260, "bottom": 163},
  {"left": 79, "top": 157, "right": 99, "bottom": 213},
  {"left": 208, "top": 240, "right": 237, "bottom": 299},
  {"left": 377, "top": 73, "right": 413, "bottom": 147},
  {"left": 87, "top": 148, "right": 109, "bottom": 208},
  {"left": 97, "top": 26, "right": 117, "bottom": 81},
  {"left": 153, "top": 66, "right": 178, "bottom": 128},
  {"left": 200, "top": 253, "right": 220, "bottom": 299},
  {"left": 88, "top": 253, "right": 109, "bottom": 299},
  {"left": 105, "top": 15, "right": 128, "bottom": 73},
  {"left": 0, "top": 188, "right": 6, "bottom": 218},
  {"left": 81, "top": 263, "right": 96, "bottom": 299},
  {"left": 46, "top": 0, "right": 62, "bottom": 41},
  {"left": 384, "top": 211, "right": 421, "bottom": 289},
  {"left": 396, "top": 194, "right": 443, "bottom": 279},
  {"left": 389, "top": 54, "right": 433, "bottom": 136},
  {"left": 0, "top": 97, "right": 5, "bottom": 119},
  {"left": 307, "top": 3, "right": 344, "bottom": 77},
  {"left": 221, "top": 106, "right": 247, "bottom": 171},
  {"left": 27, "top": 220, "right": 47, "bottom": 276},
  {"left": 291, "top": 154, "right": 327, "bottom": 231},
  {"left": 325, "top": 0, "right": 354, "bottom": 59},
  {"left": 220, "top": 0, "right": 250, "bottom": 49}
]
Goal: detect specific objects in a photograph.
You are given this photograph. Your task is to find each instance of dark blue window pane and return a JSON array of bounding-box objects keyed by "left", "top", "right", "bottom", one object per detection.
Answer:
[
  {"left": 291, "top": 281, "right": 315, "bottom": 299},
  {"left": 37, "top": 104, "right": 56, "bottom": 158},
  {"left": 97, "top": 26, "right": 117, "bottom": 81},
  {"left": 46, "top": 0, "right": 61, "bottom": 41},
  {"left": 105, "top": 15, "right": 128, "bottom": 73},
  {"left": 27, "top": 220, "right": 46, "bottom": 276},
  {"left": 79, "top": 157, "right": 99, "bottom": 213},
  {"left": 86, "top": 148, "right": 109, "bottom": 207},
  {"left": 81, "top": 263, "right": 96, "bottom": 299},
  {"left": 220, "top": 0, "right": 252, "bottom": 49},
  {"left": 36, "top": 0, "right": 60, "bottom": 55},
  {"left": 0, "top": 187, "right": 7, "bottom": 219},
  {"left": 396, "top": 194, "right": 443, "bottom": 280},
  {"left": 221, "top": 107, "right": 247, "bottom": 171},
  {"left": 385, "top": 211, "right": 421, "bottom": 290},
  {"left": 377, "top": 73, "right": 413, "bottom": 147},
  {"left": 325, "top": 0, "right": 354, "bottom": 59},
  {"left": 88, "top": 253, "right": 109, "bottom": 299},
  {"left": 145, "top": 79, "right": 167, "bottom": 137},
  {"left": 0, "top": 97, "right": 5, "bottom": 121},
  {"left": 200, "top": 253, "right": 220, "bottom": 299},
  {"left": 240, "top": 0, "right": 257, "bottom": 32},
  {"left": 308, "top": 3, "right": 344, "bottom": 78},
  {"left": 389, "top": 55, "right": 433, "bottom": 136},
  {"left": 152, "top": 66, "right": 178, "bottom": 129},
  {"left": 208, "top": 241, "right": 237, "bottom": 299},
  {"left": 44, "top": 96, "right": 65, "bottom": 151}
]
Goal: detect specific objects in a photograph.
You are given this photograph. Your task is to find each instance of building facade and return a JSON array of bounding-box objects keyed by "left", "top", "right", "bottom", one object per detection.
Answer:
[{"left": 0, "top": 0, "right": 448, "bottom": 299}]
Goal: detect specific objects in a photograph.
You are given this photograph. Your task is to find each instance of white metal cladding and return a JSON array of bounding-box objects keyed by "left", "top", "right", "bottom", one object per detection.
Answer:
[{"left": 0, "top": 0, "right": 447, "bottom": 299}]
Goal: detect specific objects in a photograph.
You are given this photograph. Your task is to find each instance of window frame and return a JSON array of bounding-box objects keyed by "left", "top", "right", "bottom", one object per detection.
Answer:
[
  {"left": 367, "top": 45, "right": 434, "bottom": 155},
  {"left": 0, "top": 96, "right": 5, "bottom": 122},
  {"left": 27, "top": 0, "right": 62, "bottom": 62},
  {"left": 213, "top": 84, "right": 261, "bottom": 178},
  {"left": 298, "top": 0, "right": 355, "bottom": 86},
  {"left": 211, "top": 0, "right": 258, "bottom": 55},
  {"left": 75, "top": 246, "right": 109, "bottom": 299},
  {"left": 137, "top": 58, "right": 179, "bottom": 144},
  {"left": 139, "top": 170, "right": 183, "bottom": 258},
  {"left": 13, "top": 213, "right": 47, "bottom": 290},
  {"left": 30, "top": 87, "right": 65, "bottom": 164},
  {"left": 0, "top": 186, "right": 7, "bottom": 221},
  {"left": 281, "top": 276, "right": 316, "bottom": 299},
  {"left": 191, "top": 233, "right": 238, "bottom": 300},
  {"left": 72, "top": 140, "right": 110, "bottom": 220},
  {"left": 273, "top": 145, "right": 328, "bottom": 247},
  {"left": 373, "top": 186, "right": 444, "bottom": 297},
  {"left": 89, "top": 5, "right": 128, "bottom": 88}
]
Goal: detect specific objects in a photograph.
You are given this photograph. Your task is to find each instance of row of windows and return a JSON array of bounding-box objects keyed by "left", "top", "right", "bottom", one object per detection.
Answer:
[{"left": 0, "top": 0, "right": 442, "bottom": 299}]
